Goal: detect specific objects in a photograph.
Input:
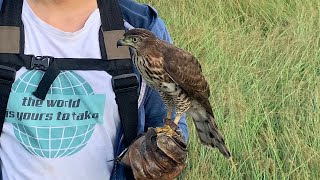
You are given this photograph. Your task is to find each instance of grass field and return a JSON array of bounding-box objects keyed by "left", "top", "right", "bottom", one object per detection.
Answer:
[{"left": 138, "top": 0, "right": 320, "bottom": 179}]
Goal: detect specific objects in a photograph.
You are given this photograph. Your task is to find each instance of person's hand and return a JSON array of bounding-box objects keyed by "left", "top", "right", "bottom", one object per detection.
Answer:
[{"left": 120, "top": 124, "right": 187, "bottom": 180}]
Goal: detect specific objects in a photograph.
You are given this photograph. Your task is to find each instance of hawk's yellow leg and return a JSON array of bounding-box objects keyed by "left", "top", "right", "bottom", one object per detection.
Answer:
[
  {"left": 166, "top": 111, "right": 172, "bottom": 121},
  {"left": 154, "top": 111, "right": 180, "bottom": 137},
  {"left": 173, "top": 115, "right": 181, "bottom": 125}
]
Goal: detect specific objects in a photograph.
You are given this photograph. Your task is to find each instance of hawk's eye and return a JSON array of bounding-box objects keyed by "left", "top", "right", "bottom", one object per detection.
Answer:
[{"left": 132, "top": 37, "right": 138, "bottom": 43}]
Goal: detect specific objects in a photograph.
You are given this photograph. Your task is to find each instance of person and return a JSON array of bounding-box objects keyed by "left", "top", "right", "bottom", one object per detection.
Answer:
[{"left": 0, "top": 0, "right": 188, "bottom": 179}]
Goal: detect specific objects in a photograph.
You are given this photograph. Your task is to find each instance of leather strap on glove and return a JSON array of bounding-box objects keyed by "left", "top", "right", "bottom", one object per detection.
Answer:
[{"left": 120, "top": 126, "right": 187, "bottom": 180}]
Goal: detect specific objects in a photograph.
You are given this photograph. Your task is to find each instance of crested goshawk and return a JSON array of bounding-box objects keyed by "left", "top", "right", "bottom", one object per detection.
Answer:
[{"left": 117, "top": 28, "right": 231, "bottom": 159}]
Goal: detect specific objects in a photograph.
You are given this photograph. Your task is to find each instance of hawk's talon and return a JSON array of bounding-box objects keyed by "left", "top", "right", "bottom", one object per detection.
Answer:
[{"left": 154, "top": 124, "right": 178, "bottom": 137}]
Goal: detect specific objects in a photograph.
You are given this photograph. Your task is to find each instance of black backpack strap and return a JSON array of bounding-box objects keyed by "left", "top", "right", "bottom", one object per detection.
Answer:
[
  {"left": 0, "top": 0, "right": 23, "bottom": 54},
  {"left": 0, "top": 0, "right": 22, "bottom": 134},
  {"left": 98, "top": 0, "right": 139, "bottom": 146},
  {"left": 0, "top": 65, "right": 16, "bottom": 134},
  {"left": 0, "top": 55, "right": 133, "bottom": 74},
  {"left": 112, "top": 73, "right": 139, "bottom": 143},
  {"left": 0, "top": 0, "right": 23, "bottom": 27}
]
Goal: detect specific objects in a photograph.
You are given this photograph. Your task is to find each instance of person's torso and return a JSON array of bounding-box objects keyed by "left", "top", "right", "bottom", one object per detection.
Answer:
[{"left": 0, "top": 1, "right": 120, "bottom": 179}]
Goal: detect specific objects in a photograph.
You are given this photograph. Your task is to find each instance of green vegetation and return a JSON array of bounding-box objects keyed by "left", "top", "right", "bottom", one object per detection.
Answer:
[{"left": 139, "top": 0, "right": 320, "bottom": 179}]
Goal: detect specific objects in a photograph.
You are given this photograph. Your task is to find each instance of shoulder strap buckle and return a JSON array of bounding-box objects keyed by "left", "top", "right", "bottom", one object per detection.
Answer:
[
  {"left": 112, "top": 73, "right": 139, "bottom": 93},
  {"left": 31, "top": 56, "right": 54, "bottom": 71}
]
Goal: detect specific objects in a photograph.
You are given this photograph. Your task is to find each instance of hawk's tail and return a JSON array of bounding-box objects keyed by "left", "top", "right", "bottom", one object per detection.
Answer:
[{"left": 188, "top": 106, "right": 231, "bottom": 159}]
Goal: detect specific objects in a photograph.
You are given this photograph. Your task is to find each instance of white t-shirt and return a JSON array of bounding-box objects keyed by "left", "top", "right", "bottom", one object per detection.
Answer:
[{"left": 0, "top": 1, "right": 120, "bottom": 180}]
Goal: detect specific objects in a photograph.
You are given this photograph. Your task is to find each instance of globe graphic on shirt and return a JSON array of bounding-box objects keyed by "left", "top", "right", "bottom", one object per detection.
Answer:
[{"left": 11, "top": 70, "right": 96, "bottom": 158}]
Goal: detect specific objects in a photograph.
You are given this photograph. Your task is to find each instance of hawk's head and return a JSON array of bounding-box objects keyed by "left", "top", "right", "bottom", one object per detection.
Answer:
[{"left": 117, "top": 28, "right": 157, "bottom": 52}]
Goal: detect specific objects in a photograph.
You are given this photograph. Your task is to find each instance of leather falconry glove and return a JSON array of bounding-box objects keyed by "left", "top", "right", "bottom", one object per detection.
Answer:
[{"left": 120, "top": 123, "right": 187, "bottom": 180}]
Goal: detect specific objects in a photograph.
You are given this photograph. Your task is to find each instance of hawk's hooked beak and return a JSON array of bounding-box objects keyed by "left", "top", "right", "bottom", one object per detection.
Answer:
[{"left": 117, "top": 38, "right": 125, "bottom": 48}]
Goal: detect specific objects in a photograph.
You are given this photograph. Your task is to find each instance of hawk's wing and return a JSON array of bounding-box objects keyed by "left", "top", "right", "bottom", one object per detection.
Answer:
[{"left": 162, "top": 45, "right": 214, "bottom": 116}]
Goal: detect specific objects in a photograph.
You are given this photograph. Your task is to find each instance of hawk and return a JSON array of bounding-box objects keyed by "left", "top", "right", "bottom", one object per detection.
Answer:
[{"left": 117, "top": 28, "right": 231, "bottom": 159}]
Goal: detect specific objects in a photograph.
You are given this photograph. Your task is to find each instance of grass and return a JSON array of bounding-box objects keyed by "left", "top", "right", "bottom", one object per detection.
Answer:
[{"left": 138, "top": 0, "right": 320, "bottom": 179}]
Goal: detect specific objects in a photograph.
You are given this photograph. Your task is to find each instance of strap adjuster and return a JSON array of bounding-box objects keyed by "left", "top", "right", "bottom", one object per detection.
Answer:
[
  {"left": 0, "top": 65, "right": 16, "bottom": 84},
  {"left": 31, "top": 56, "right": 54, "bottom": 71},
  {"left": 112, "top": 73, "right": 139, "bottom": 93}
]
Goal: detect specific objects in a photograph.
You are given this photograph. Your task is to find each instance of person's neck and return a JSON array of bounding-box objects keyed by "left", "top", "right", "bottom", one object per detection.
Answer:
[{"left": 27, "top": 0, "right": 98, "bottom": 32}]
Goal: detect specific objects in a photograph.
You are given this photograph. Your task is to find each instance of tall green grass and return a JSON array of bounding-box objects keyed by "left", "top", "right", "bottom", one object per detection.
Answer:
[{"left": 139, "top": 0, "right": 320, "bottom": 179}]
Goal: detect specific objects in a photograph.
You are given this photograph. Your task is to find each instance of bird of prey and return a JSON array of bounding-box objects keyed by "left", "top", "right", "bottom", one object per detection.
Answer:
[{"left": 117, "top": 28, "right": 231, "bottom": 159}]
